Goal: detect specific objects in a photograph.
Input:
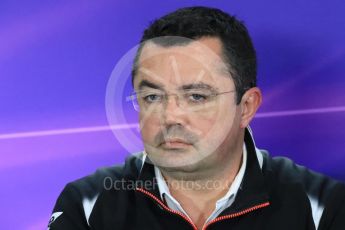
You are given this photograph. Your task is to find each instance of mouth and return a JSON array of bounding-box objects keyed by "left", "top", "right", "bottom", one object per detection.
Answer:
[{"left": 160, "top": 138, "right": 192, "bottom": 149}]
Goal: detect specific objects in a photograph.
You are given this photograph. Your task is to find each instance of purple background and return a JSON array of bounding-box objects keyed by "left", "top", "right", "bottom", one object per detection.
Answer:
[{"left": 1, "top": 0, "right": 344, "bottom": 229}]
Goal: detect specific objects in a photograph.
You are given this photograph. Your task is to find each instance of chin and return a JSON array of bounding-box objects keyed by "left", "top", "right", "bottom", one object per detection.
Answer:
[{"left": 147, "top": 147, "right": 205, "bottom": 170}]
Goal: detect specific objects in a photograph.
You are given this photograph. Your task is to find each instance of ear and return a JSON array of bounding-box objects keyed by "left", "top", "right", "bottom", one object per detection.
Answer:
[{"left": 239, "top": 87, "right": 262, "bottom": 128}]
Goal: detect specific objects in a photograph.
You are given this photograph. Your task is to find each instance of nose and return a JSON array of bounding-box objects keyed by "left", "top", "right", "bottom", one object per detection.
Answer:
[{"left": 161, "top": 94, "right": 186, "bottom": 125}]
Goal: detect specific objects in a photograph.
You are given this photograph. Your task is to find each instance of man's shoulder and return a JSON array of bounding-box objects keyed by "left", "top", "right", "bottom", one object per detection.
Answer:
[
  {"left": 261, "top": 149, "right": 344, "bottom": 190},
  {"left": 48, "top": 152, "right": 144, "bottom": 229},
  {"left": 66, "top": 152, "right": 144, "bottom": 196},
  {"left": 259, "top": 149, "right": 345, "bottom": 230}
]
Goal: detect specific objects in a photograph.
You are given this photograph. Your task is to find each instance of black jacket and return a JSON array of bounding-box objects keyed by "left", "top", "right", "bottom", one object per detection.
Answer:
[{"left": 48, "top": 129, "right": 345, "bottom": 230}]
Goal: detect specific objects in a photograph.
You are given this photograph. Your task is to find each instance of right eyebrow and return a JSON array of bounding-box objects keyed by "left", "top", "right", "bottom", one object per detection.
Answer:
[{"left": 138, "top": 80, "right": 164, "bottom": 91}]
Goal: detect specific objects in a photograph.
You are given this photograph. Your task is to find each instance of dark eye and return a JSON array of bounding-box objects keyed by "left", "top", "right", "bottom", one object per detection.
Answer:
[
  {"left": 143, "top": 94, "right": 162, "bottom": 103},
  {"left": 189, "top": 93, "right": 207, "bottom": 102}
]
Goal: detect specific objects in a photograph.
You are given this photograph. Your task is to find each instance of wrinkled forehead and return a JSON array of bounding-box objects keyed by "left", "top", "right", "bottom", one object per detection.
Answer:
[{"left": 134, "top": 37, "right": 234, "bottom": 90}]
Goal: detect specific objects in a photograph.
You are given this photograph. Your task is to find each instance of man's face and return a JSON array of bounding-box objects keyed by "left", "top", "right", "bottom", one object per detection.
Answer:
[{"left": 133, "top": 37, "right": 243, "bottom": 172}]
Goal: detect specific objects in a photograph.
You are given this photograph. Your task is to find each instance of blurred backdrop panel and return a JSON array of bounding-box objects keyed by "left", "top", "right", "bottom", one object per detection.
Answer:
[{"left": 0, "top": 0, "right": 344, "bottom": 229}]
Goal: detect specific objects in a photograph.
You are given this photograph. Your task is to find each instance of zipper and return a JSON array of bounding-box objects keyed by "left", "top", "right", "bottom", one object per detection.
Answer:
[
  {"left": 201, "top": 201, "right": 270, "bottom": 230},
  {"left": 136, "top": 187, "right": 198, "bottom": 230},
  {"left": 136, "top": 187, "right": 270, "bottom": 230}
]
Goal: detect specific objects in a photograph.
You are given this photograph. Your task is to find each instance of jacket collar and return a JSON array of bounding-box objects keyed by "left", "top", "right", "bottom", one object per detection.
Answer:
[
  {"left": 221, "top": 128, "right": 270, "bottom": 213},
  {"left": 135, "top": 154, "right": 162, "bottom": 199}
]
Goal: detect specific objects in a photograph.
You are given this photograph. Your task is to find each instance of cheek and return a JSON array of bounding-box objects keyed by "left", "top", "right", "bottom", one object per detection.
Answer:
[
  {"left": 187, "top": 111, "right": 223, "bottom": 143},
  {"left": 191, "top": 116, "right": 215, "bottom": 137},
  {"left": 193, "top": 104, "right": 237, "bottom": 143},
  {"left": 139, "top": 114, "right": 160, "bottom": 142}
]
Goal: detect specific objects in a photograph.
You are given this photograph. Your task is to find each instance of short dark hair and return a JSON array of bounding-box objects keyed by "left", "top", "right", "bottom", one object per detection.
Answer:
[{"left": 132, "top": 6, "right": 257, "bottom": 104}]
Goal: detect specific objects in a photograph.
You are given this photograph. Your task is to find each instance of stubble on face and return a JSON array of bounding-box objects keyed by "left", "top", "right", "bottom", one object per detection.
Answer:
[{"left": 135, "top": 37, "right": 244, "bottom": 181}]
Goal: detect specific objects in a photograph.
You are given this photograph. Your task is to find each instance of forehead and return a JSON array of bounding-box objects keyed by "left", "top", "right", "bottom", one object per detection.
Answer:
[{"left": 134, "top": 37, "right": 233, "bottom": 90}]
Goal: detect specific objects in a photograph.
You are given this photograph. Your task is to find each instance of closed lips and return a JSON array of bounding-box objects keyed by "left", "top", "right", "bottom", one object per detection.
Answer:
[{"left": 162, "top": 138, "right": 191, "bottom": 145}]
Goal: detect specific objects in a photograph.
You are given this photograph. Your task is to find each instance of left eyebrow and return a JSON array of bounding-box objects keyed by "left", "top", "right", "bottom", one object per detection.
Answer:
[{"left": 178, "top": 82, "right": 218, "bottom": 92}]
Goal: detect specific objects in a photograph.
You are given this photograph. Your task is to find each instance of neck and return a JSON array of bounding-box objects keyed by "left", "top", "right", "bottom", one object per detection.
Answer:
[
  {"left": 160, "top": 147, "right": 243, "bottom": 198},
  {"left": 159, "top": 135, "right": 244, "bottom": 190},
  {"left": 158, "top": 146, "right": 244, "bottom": 230}
]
